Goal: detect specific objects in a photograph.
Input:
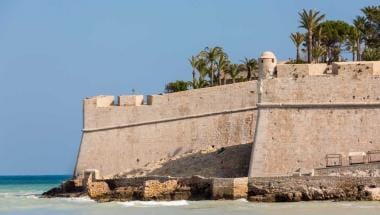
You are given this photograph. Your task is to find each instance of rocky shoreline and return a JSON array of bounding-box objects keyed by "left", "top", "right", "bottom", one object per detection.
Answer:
[{"left": 43, "top": 175, "right": 380, "bottom": 202}]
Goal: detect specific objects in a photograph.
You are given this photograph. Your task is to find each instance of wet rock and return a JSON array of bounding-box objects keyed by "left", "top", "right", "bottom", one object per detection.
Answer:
[
  {"left": 248, "top": 195, "right": 265, "bottom": 202},
  {"left": 42, "top": 180, "right": 85, "bottom": 198}
]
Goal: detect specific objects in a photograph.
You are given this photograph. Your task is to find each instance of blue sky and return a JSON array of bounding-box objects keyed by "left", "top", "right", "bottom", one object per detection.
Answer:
[{"left": 0, "top": 0, "right": 377, "bottom": 175}]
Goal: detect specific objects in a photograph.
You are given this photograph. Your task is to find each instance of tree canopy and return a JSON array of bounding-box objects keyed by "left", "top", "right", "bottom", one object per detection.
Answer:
[{"left": 165, "top": 5, "right": 380, "bottom": 93}]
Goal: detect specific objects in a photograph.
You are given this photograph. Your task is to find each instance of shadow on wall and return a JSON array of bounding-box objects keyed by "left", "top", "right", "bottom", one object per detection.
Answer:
[{"left": 146, "top": 143, "right": 253, "bottom": 178}]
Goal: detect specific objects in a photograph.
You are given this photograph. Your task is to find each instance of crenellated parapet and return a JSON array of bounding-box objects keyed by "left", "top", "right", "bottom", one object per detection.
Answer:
[{"left": 84, "top": 95, "right": 144, "bottom": 108}]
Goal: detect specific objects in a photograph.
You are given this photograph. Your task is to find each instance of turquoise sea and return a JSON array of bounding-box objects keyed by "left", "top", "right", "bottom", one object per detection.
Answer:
[{"left": 0, "top": 175, "right": 379, "bottom": 215}]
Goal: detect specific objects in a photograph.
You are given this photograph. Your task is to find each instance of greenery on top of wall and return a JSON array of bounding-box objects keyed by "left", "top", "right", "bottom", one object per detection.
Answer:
[{"left": 166, "top": 5, "right": 379, "bottom": 93}]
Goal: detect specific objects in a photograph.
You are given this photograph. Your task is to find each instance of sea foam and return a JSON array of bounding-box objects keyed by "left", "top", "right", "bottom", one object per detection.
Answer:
[
  {"left": 119, "top": 200, "right": 189, "bottom": 207},
  {"left": 60, "top": 196, "right": 95, "bottom": 203}
]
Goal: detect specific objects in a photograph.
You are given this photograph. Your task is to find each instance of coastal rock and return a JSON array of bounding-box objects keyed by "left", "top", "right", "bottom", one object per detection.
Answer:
[
  {"left": 87, "top": 181, "right": 111, "bottom": 200},
  {"left": 143, "top": 180, "right": 178, "bottom": 200},
  {"left": 212, "top": 178, "right": 248, "bottom": 200},
  {"left": 44, "top": 176, "right": 380, "bottom": 202},
  {"left": 248, "top": 176, "right": 380, "bottom": 202},
  {"left": 365, "top": 187, "right": 380, "bottom": 201},
  {"left": 42, "top": 180, "right": 85, "bottom": 198}
]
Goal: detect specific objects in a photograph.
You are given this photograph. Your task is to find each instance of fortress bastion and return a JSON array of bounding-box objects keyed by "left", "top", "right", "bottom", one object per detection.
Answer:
[{"left": 74, "top": 52, "right": 380, "bottom": 179}]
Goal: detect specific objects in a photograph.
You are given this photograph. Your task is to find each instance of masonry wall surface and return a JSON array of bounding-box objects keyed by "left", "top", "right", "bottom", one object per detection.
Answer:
[
  {"left": 75, "top": 81, "right": 258, "bottom": 178},
  {"left": 75, "top": 61, "right": 380, "bottom": 179},
  {"left": 249, "top": 69, "right": 380, "bottom": 177}
]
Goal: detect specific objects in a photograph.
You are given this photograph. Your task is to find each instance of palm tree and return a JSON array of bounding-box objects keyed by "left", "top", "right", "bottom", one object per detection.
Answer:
[
  {"left": 189, "top": 56, "right": 198, "bottom": 88},
  {"left": 312, "top": 45, "right": 326, "bottom": 63},
  {"left": 346, "top": 28, "right": 359, "bottom": 61},
  {"left": 199, "top": 46, "right": 224, "bottom": 86},
  {"left": 361, "top": 6, "right": 380, "bottom": 50},
  {"left": 240, "top": 58, "right": 258, "bottom": 81},
  {"left": 362, "top": 48, "right": 380, "bottom": 61},
  {"left": 195, "top": 58, "right": 209, "bottom": 85},
  {"left": 353, "top": 16, "right": 366, "bottom": 61},
  {"left": 192, "top": 79, "right": 208, "bottom": 89},
  {"left": 290, "top": 32, "right": 305, "bottom": 62},
  {"left": 226, "top": 64, "right": 240, "bottom": 83},
  {"left": 298, "top": 9, "right": 325, "bottom": 63},
  {"left": 216, "top": 54, "right": 230, "bottom": 85}
]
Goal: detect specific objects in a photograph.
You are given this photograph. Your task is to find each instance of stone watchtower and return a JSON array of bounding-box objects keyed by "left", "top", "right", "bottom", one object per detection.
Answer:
[{"left": 258, "top": 51, "right": 277, "bottom": 79}]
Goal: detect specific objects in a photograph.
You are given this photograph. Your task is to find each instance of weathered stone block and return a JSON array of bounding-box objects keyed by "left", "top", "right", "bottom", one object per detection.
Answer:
[
  {"left": 212, "top": 178, "right": 234, "bottom": 199},
  {"left": 95, "top": 96, "right": 115, "bottom": 107},
  {"left": 233, "top": 177, "right": 248, "bottom": 199},
  {"left": 87, "top": 181, "right": 111, "bottom": 199},
  {"left": 332, "top": 61, "right": 377, "bottom": 77},
  {"left": 212, "top": 177, "right": 248, "bottom": 200},
  {"left": 276, "top": 64, "right": 327, "bottom": 78},
  {"left": 119, "top": 95, "right": 144, "bottom": 106},
  {"left": 143, "top": 179, "right": 178, "bottom": 200},
  {"left": 365, "top": 187, "right": 380, "bottom": 200}
]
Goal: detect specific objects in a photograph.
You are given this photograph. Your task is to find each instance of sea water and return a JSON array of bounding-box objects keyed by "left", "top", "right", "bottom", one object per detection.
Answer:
[{"left": 0, "top": 175, "right": 379, "bottom": 215}]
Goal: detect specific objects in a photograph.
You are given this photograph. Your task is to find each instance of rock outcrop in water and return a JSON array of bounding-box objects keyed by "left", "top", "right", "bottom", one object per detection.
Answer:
[
  {"left": 248, "top": 177, "right": 380, "bottom": 202},
  {"left": 43, "top": 176, "right": 380, "bottom": 202}
]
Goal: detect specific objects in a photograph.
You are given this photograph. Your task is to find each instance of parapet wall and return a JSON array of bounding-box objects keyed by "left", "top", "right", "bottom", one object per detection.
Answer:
[
  {"left": 83, "top": 81, "right": 258, "bottom": 130},
  {"left": 75, "top": 81, "right": 258, "bottom": 178},
  {"left": 276, "top": 61, "right": 380, "bottom": 78}
]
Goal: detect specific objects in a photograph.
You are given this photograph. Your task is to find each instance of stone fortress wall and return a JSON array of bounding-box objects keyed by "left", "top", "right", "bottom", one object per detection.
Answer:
[
  {"left": 249, "top": 60, "right": 380, "bottom": 177},
  {"left": 74, "top": 52, "right": 380, "bottom": 179},
  {"left": 75, "top": 81, "right": 258, "bottom": 178}
]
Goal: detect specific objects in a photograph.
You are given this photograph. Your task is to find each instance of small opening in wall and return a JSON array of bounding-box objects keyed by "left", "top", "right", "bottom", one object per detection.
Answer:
[
  {"left": 136, "top": 158, "right": 140, "bottom": 163},
  {"left": 353, "top": 96, "right": 355, "bottom": 99}
]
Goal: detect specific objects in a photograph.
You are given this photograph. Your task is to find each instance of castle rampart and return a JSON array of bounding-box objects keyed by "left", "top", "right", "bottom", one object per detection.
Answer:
[
  {"left": 74, "top": 55, "right": 380, "bottom": 179},
  {"left": 249, "top": 60, "right": 380, "bottom": 177},
  {"left": 75, "top": 81, "right": 258, "bottom": 178}
]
